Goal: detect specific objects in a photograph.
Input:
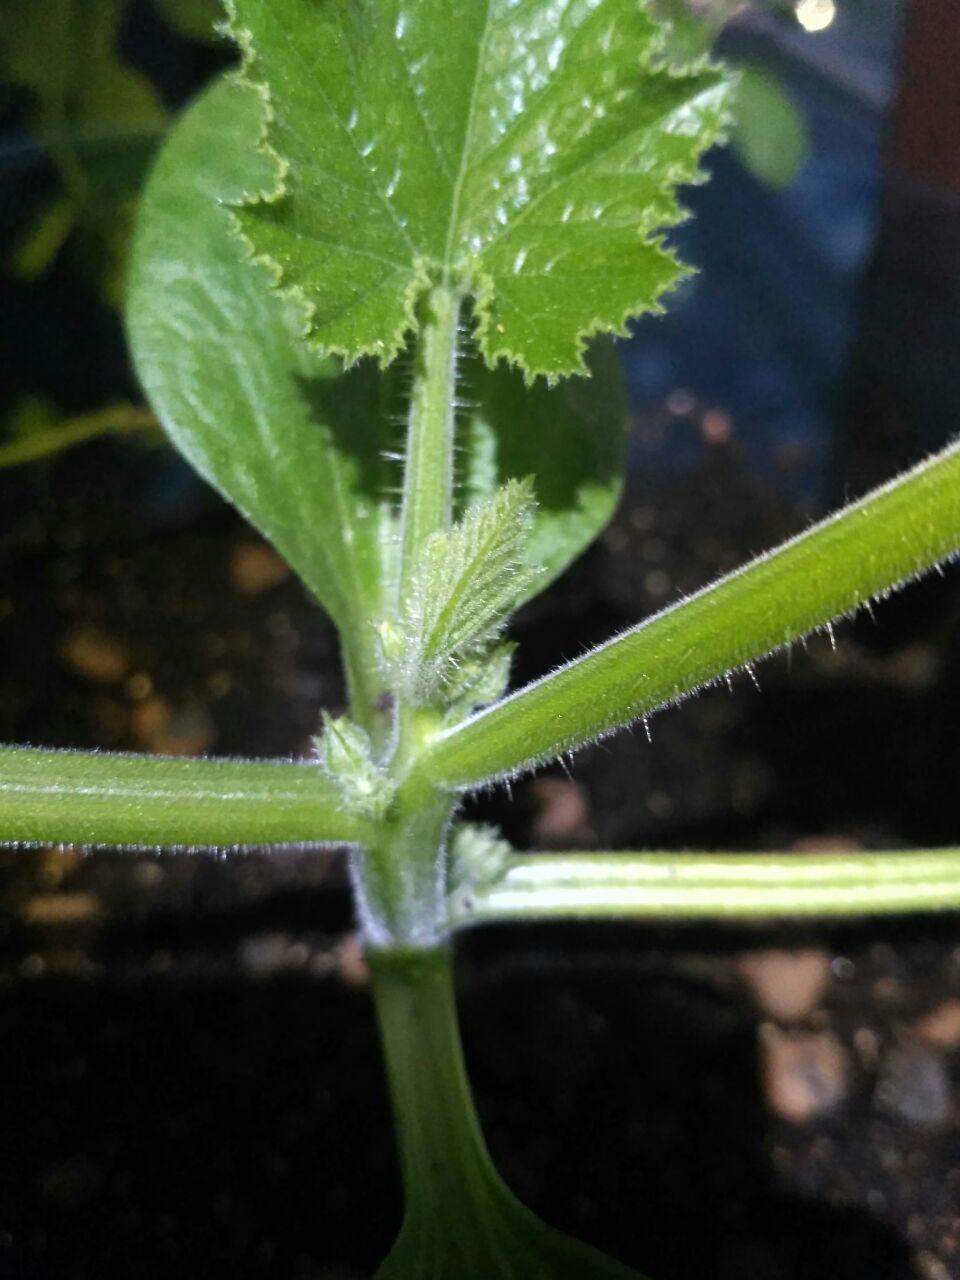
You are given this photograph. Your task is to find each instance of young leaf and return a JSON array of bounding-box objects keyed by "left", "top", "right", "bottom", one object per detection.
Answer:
[
  {"left": 226, "top": 0, "right": 731, "bottom": 377},
  {"left": 127, "top": 76, "right": 398, "bottom": 688},
  {"left": 460, "top": 336, "right": 630, "bottom": 596},
  {"left": 442, "top": 643, "right": 515, "bottom": 722},
  {"left": 0, "top": 745, "right": 368, "bottom": 848},
  {"left": 422, "top": 438, "right": 960, "bottom": 790},
  {"left": 393, "top": 478, "right": 540, "bottom": 699}
]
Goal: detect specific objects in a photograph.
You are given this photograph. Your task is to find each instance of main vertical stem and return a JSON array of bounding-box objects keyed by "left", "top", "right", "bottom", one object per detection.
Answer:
[
  {"left": 368, "top": 946, "right": 643, "bottom": 1276},
  {"left": 369, "top": 946, "right": 505, "bottom": 1225},
  {"left": 398, "top": 284, "right": 462, "bottom": 603}
]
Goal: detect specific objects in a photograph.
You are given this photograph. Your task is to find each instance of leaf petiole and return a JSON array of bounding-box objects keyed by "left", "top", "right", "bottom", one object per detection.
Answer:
[
  {"left": 423, "top": 437, "right": 960, "bottom": 790},
  {"left": 448, "top": 848, "right": 960, "bottom": 928},
  {"left": 398, "top": 283, "right": 463, "bottom": 602},
  {"left": 0, "top": 745, "right": 370, "bottom": 849}
]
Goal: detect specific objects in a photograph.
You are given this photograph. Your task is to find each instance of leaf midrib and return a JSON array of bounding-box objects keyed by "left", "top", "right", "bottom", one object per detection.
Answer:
[{"left": 441, "top": 0, "right": 496, "bottom": 282}]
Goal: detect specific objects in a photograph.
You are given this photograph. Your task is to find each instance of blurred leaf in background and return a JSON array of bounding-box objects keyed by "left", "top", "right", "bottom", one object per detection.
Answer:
[
  {"left": 153, "top": 0, "right": 222, "bottom": 43},
  {"left": 0, "top": 0, "right": 221, "bottom": 466},
  {"left": 656, "top": 0, "right": 812, "bottom": 189},
  {"left": 0, "top": 0, "right": 168, "bottom": 298},
  {"left": 731, "top": 63, "right": 810, "bottom": 189}
]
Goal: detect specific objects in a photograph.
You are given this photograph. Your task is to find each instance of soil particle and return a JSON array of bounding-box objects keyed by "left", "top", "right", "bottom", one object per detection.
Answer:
[
  {"left": 875, "top": 1043, "right": 953, "bottom": 1128},
  {"left": 759, "top": 1026, "right": 849, "bottom": 1124},
  {"left": 19, "top": 892, "right": 103, "bottom": 926},
  {"left": 912, "top": 1000, "right": 960, "bottom": 1051},
  {"left": 736, "top": 948, "right": 832, "bottom": 1023},
  {"left": 335, "top": 934, "right": 371, "bottom": 989},
  {"left": 229, "top": 540, "right": 292, "bottom": 595},
  {"left": 60, "top": 625, "right": 130, "bottom": 683},
  {"left": 917, "top": 1252, "right": 953, "bottom": 1280},
  {"left": 528, "top": 777, "right": 593, "bottom": 845}
]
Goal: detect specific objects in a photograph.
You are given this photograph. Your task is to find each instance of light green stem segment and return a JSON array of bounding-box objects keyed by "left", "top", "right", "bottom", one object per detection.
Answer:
[
  {"left": 0, "top": 404, "right": 157, "bottom": 469},
  {"left": 424, "top": 437, "right": 960, "bottom": 790},
  {"left": 369, "top": 946, "right": 642, "bottom": 1278},
  {"left": 398, "top": 284, "right": 462, "bottom": 604},
  {"left": 449, "top": 849, "right": 960, "bottom": 927},
  {"left": 0, "top": 745, "right": 367, "bottom": 848}
]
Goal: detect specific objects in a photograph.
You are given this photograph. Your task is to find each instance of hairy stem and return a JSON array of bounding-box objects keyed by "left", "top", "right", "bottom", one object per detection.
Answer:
[
  {"left": 0, "top": 745, "right": 368, "bottom": 848},
  {"left": 398, "top": 284, "right": 462, "bottom": 605},
  {"left": 369, "top": 946, "right": 641, "bottom": 1277},
  {"left": 351, "top": 784, "right": 454, "bottom": 947},
  {"left": 448, "top": 849, "right": 960, "bottom": 927},
  {"left": 423, "top": 437, "right": 960, "bottom": 790},
  {"left": 370, "top": 947, "right": 502, "bottom": 1225}
]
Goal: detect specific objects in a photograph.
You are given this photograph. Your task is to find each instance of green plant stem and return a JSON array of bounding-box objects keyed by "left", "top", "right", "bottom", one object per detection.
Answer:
[
  {"left": 0, "top": 404, "right": 157, "bottom": 469},
  {"left": 398, "top": 284, "right": 462, "bottom": 604},
  {"left": 0, "top": 745, "right": 368, "bottom": 848},
  {"left": 349, "top": 283, "right": 465, "bottom": 943},
  {"left": 352, "top": 785, "right": 454, "bottom": 946},
  {"left": 423, "top": 437, "right": 960, "bottom": 790},
  {"left": 368, "top": 945, "right": 644, "bottom": 1277},
  {"left": 369, "top": 946, "right": 502, "bottom": 1230},
  {"left": 448, "top": 849, "right": 960, "bottom": 926}
]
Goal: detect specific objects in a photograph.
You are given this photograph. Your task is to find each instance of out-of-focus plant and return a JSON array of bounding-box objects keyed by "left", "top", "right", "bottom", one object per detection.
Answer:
[
  {"left": 657, "top": 0, "right": 813, "bottom": 188},
  {"left": 0, "top": 0, "right": 219, "bottom": 465}
]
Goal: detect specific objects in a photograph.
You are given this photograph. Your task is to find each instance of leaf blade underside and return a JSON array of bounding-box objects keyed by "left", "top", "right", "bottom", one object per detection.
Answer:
[{"left": 126, "top": 75, "right": 395, "bottom": 652}]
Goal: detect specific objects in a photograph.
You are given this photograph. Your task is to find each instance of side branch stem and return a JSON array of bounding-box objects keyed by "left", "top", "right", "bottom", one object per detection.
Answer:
[{"left": 448, "top": 849, "right": 960, "bottom": 927}]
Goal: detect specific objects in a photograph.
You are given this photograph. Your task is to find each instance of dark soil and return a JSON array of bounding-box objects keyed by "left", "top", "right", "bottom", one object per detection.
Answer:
[{"left": 2, "top": 434, "right": 960, "bottom": 1279}]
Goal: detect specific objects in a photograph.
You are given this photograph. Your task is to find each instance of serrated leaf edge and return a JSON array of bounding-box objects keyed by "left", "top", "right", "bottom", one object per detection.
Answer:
[
  {"left": 221, "top": 0, "right": 733, "bottom": 379},
  {"left": 473, "top": 70, "right": 733, "bottom": 384},
  {"left": 221, "top": 0, "right": 429, "bottom": 367}
]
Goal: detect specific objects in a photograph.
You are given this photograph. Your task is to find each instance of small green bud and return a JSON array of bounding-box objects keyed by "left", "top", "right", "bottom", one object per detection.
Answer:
[
  {"left": 444, "top": 643, "right": 514, "bottom": 722},
  {"left": 315, "top": 713, "right": 393, "bottom": 819},
  {"left": 376, "top": 617, "right": 406, "bottom": 668},
  {"left": 448, "top": 822, "right": 514, "bottom": 896}
]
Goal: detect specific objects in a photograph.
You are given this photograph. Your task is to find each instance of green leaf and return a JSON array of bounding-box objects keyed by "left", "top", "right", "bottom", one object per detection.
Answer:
[
  {"left": 0, "top": 0, "right": 165, "bottom": 294},
  {"left": 391, "top": 478, "right": 540, "bottom": 699},
  {"left": 153, "top": 0, "right": 222, "bottom": 41},
  {"left": 0, "top": 745, "right": 368, "bottom": 848},
  {"left": 127, "top": 76, "right": 398, "bottom": 683},
  {"left": 128, "top": 74, "right": 630, "bottom": 702},
  {"left": 0, "top": 0, "right": 164, "bottom": 133},
  {"left": 226, "top": 0, "right": 732, "bottom": 378},
  {"left": 9, "top": 196, "right": 77, "bottom": 279},
  {"left": 731, "top": 65, "right": 809, "bottom": 190},
  {"left": 422, "top": 438, "right": 960, "bottom": 790},
  {"left": 460, "top": 336, "right": 630, "bottom": 594},
  {"left": 448, "top": 848, "right": 960, "bottom": 927}
]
